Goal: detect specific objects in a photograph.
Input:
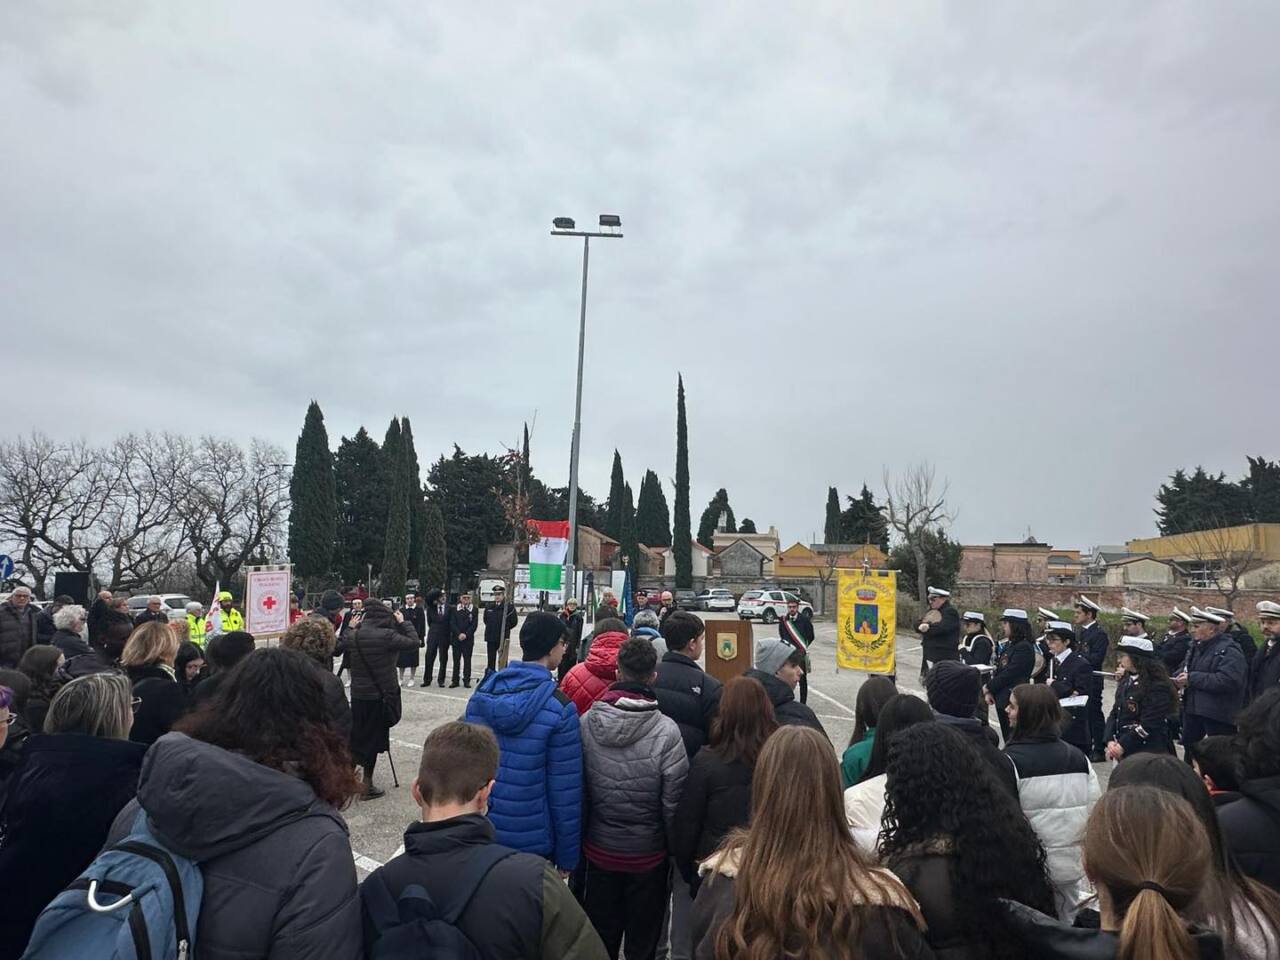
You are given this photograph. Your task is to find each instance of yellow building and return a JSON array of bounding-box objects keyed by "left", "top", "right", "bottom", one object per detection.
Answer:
[
  {"left": 774, "top": 543, "right": 888, "bottom": 579},
  {"left": 1127, "top": 524, "right": 1280, "bottom": 563}
]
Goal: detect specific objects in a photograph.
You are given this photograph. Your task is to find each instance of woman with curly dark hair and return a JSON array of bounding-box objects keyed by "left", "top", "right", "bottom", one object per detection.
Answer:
[
  {"left": 880, "top": 722, "right": 1055, "bottom": 960},
  {"left": 103, "top": 647, "right": 363, "bottom": 960},
  {"left": 691, "top": 725, "right": 932, "bottom": 960},
  {"left": 1102, "top": 635, "right": 1177, "bottom": 761}
]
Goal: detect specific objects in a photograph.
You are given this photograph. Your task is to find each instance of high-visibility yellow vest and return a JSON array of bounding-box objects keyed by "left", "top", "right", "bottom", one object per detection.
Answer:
[
  {"left": 220, "top": 607, "right": 245, "bottom": 632},
  {"left": 186, "top": 614, "right": 206, "bottom": 645}
]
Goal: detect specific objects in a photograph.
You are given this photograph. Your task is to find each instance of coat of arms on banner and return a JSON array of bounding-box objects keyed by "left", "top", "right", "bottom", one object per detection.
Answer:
[
  {"left": 716, "top": 632, "right": 738, "bottom": 661},
  {"left": 836, "top": 571, "right": 897, "bottom": 674}
]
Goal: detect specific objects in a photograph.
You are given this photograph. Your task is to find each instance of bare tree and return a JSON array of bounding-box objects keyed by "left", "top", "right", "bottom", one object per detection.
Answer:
[
  {"left": 812, "top": 545, "right": 842, "bottom": 616},
  {"left": 1179, "top": 520, "right": 1259, "bottom": 610},
  {"left": 174, "top": 437, "right": 290, "bottom": 593},
  {"left": 883, "top": 462, "right": 953, "bottom": 606}
]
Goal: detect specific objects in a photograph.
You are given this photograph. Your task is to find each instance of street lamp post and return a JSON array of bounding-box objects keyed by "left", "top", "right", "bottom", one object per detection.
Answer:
[{"left": 551, "top": 215, "right": 623, "bottom": 609}]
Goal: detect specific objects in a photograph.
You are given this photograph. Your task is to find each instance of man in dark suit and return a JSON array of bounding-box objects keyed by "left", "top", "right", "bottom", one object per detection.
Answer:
[
  {"left": 449, "top": 592, "right": 480, "bottom": 688},
  {"left": 1074, "top": 595, "right": 1110, "bottom": 761},
  {"left": 421, "top": 589, "right": 452, "bottom": 688},
  {"left": 483, "top": 585, "right": 519, "bottom": 678},
  {"left": 780, "top": 598, "right": 815, "bottom": 704}
]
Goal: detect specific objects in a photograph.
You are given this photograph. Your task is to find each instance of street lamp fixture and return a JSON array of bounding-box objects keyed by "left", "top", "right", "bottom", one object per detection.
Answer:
[{"left": 552, "top": 214, "right": 624, "bottom": 611}]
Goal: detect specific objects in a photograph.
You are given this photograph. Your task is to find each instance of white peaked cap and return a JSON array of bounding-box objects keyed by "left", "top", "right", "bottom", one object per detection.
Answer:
[
  {"left": 1190, "top": 606, "right": 1225, "bottom": 624},
  {"left": 1118, "top": 636, "right": 1155, "bottom": 655},
  {"left": 1170, "top": 607, "right": 1193, "bottom": 624},
  {"left": 1001, "top": 608, "right": 1029, "bottom": 621},
  {"left": 927, "top": 586, "right": 951, "bottom": 598},
  {"left": 1120, "top": 607, "right": 1149, "bottom": 623},
  {"left": 1205, "top": 606, "right": 1235, "bottom": 619},
  {"left": 1046, "top": 620, "right": 1075, "bottom": 636},
  {"left": 1075, "top": 595, "right": 1101, "bottom": 613},
  {"left": 1255, "top": 600, "right": 1280, "bottom": 619},
  {"left": 962, "top": 611, "right": 986, "bottom": 623},
  {"left": 1036, "top": 607, "right": 1058, "bottom": 620}
]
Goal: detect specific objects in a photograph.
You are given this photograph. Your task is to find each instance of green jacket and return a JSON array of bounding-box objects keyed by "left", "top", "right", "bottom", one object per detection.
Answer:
[{"left": 840, "top": 727, "right": 875, "bottom": 789}]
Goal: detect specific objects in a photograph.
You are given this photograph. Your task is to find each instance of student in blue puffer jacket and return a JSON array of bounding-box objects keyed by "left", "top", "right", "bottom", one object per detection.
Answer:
[{"left": 465, "top": 611, "right": 583, "bottom": 874}]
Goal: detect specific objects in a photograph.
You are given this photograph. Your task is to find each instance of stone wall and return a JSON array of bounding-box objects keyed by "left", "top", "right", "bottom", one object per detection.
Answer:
[{"left": 953, "top": 580, "right": 1279, "bottom": 621}]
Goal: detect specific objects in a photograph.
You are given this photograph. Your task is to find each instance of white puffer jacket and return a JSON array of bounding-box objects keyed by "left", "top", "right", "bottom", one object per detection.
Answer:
[
  {"left": 1004, "top": 737, "right": 1100, "bottom": 920},
  {"left": 843, "top": 772, "right": 887, "bottom": 853}
]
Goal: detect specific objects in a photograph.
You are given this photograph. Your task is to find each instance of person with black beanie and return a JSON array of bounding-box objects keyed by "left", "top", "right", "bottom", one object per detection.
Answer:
[{"left": 926, "top": 659, "right": 1018, "bottom": 798}]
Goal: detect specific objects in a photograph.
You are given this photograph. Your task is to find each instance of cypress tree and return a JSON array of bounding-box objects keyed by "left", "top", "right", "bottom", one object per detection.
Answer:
[
  {"left": 635, "top": 469, "right": 671, "bottom": 547},
  {"left": 334, "top": 427, "right": 385, "bottom": 584},
  {"left": 619, "top": 482, "right": 639, "bottom": 576},
  {"left": 417, "top": 500, "right": 448, "bottom": 594},
  {"left": 739, "top": 517, "right": 757, "bottom": 534},
  {"left": 287, "top": 401, "right": 337, "bottom": 581},
  {"left": 673, "top": 376, "right": 692, "bottom": 587},
  {"left": 604, "top": 450, "right": 626, "bottom": 539},
  {"left": 824, "top": 487, "right": 842, "bottom": 544},
  {"left": 380, "top": 418, "right": 411, "bottom": 596},
  {"left": 401, "top": 417, "right": 424, "bottom": 575},
  {"left": 697, "top": 488, "right": 736, "bottom": 548}
]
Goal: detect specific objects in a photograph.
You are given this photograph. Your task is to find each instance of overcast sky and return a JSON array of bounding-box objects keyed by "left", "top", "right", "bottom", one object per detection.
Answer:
[{"left": 4, "top": 2, "right": 1278, "bottom": 553}]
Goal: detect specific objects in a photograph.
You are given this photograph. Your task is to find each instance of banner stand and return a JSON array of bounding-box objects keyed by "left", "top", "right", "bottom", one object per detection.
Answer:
[
  {"left": 244, "top": 563, "right": 293, "bottom": 644},
  {"left": 835, "top": 568, "right": 897, "bottom": 676}
]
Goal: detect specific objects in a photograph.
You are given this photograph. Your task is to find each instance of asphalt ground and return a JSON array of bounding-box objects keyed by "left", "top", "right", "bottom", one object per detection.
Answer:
[{"left": 342, "top": 612, "right": 1118, "bottom": 878}]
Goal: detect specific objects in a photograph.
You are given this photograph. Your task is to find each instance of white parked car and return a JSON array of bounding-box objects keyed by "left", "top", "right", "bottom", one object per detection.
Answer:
[
  {"left": 695, "top": 588, "right": 736, "bottom": 612},
  {"left": 737, "top": 589, "right": 812, "bottom": 623},
  {"left": 126, "top": 594, "right": 194, "bottom": 622}
]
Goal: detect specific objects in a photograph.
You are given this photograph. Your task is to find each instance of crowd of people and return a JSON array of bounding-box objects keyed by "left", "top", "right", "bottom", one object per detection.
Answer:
[{"left": 0, "top": 580, "right": 1278, "bottom": 959}]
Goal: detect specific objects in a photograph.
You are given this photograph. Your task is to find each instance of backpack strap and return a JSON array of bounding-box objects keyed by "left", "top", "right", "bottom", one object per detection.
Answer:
[{"left": 436, "top": 844, "right": 517, "bottom": 925}]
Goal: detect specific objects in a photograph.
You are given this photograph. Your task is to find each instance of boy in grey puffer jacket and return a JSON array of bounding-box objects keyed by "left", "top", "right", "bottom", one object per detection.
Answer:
[{"left": 580, "top": 636, "right": 689, "bottom": 960}]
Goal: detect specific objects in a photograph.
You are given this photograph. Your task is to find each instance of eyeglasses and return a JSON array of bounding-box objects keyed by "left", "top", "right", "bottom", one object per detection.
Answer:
[
  {"left": 1, "top": 713, "right": 15, "bottom": 726},
  {"left": 131, "top": 697, "right": 142, "bottom": 713}
]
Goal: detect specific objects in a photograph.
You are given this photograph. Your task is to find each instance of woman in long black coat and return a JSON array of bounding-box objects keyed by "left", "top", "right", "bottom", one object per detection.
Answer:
[
  {"left": 396, "top": 593, "right": 427, "bottom": 686},
  {"left": 345, "top": 600, "right": 418, "bottom": 799},
  {"left": 120, "top": 622, "right": 188, "bottom": 746}
]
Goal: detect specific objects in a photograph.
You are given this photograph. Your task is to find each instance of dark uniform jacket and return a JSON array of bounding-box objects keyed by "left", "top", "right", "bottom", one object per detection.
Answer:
[
  {"left": 1226, "top": 622, "right": 1257, "bottom": 669},
  {"left": 1184, "top": 634, "right": 1247, "bottom": 724},
  {"left": 1103, "top": 673, "right": 1173, "bottom": 756},
  {"left": 1157, "top": 629, "right": 1191, "bottom": 675},
  {"left": 483, "top": 602, "right": 518, "bottom": 643},
  {"left": 426, "top": 601, "right": 452, "bottom": 645},
  {"left": 1248, "top": 639, "right": 1280, "bottom": 704},
  {"left": 400, "top": 605, "right": 426, "bottom": 645},
  {"left": 1045, "top": 649, "right": 1093, "bottom": 750},
  {"left": 450, "top": 605, "right": 479, "bottom": 644},
  {"left": 987, "top": 637, "right": 1035, "bottom": 707},
  {"left": 958, "top": 632, "right": 993, "bottom": 666},
  {"left": 1076, "top": 621, "right": 1109, "bottom": 677},
  {"left": 920, "top": 602, "right": 961, "bottom": 663}
]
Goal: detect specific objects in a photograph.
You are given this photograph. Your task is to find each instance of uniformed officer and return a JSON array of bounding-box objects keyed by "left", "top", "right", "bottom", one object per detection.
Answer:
[
  {"left": 1248, "top": 600, "right": 1280, "bottom": 703},
  {"left": 959, "top": 611, "right": 993, "bottom": 723},
  {"left": 1104, "top": 634, "right": 1176, "bottom": 761},
  {"left": 1176, "top": 607, "right": 1248, "bottom": 760},
  {"left": 1206, "top": 605, "right": 1257, "bottom": 667},
  {"left": 1043, "top": 620, "right": 1094, "bottom": 756},
  {"left": 1157, "top": 607, "right": 1193, "bottom": 676},
  {"left": 1073, "top": 595, "right": 1109, "bottom": 761}
]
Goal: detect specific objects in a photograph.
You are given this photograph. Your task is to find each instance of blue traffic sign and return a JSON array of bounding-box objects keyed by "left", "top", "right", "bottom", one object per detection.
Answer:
[{"left": 0, "top": 555, "right": 13, "bottom": 580}]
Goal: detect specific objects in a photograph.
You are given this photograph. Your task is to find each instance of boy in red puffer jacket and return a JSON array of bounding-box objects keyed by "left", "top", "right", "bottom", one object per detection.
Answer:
[{"left": 561, "top": 619, "right": 629, "bottom": 715}]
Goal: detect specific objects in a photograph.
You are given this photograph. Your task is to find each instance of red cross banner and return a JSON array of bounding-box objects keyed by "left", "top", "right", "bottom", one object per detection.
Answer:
[{"left": 245, "top": 566, "right": 291, "bottom": 637}]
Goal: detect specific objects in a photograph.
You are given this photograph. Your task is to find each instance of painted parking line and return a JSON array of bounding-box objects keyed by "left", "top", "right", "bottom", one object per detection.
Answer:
[
  {"left": 805, "top": 684, "right": 856, "bottom": 717},
  {"left": 353, "top": 852, "right": 382, "bottom": 873}
]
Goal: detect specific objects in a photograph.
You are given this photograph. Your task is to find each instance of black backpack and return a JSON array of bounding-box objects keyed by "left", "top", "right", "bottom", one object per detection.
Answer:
[{"left": 364, "top": 845, "right": 515, "bottom": 960}]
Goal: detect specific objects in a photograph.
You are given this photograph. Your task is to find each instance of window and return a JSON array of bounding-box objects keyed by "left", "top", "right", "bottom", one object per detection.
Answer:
[
  {"left": 127, "top": 597, "right": 149, "bottom": 610},
  {"left": 769, "top": 592, "right": 785, "bottom": 602}
]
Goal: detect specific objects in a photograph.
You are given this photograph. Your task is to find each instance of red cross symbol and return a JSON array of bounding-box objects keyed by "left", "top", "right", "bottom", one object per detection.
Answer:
[{"left": 262, "top": 594, "right": 278, "bottom": 611}]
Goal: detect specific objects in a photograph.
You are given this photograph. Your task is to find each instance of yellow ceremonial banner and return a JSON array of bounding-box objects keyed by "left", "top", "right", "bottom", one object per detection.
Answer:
[{"left": 837, "top": 569, "right": 897, "bottom": 673}]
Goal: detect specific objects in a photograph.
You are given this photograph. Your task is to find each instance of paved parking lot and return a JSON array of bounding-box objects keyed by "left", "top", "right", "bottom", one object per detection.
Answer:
[{"left": 343, "top": 612, "right": 1117, "bottom": 876}]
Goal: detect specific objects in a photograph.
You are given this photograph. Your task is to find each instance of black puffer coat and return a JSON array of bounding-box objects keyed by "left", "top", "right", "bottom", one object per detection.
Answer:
[
  {"left": 670, "top": 746, "right": 753, "bottom": 882},
  {"left": 126, "top": 662, "right": 188, "bottom": 746},
  {"left": 106, "top": 733, "right": 361, "bottom": 960},
  {"left": 653, "top": 650, "right": 722, "bottom": 759},
  {"left": 743, "top": 669, "right": 828, "bottom": 740},
  {"left": 921, "top": 602, "right": 962, "bottom": 662},
  {"left": 1218, "top": 773, "right": 1280, "bottom": 891},
  {"left": 345, "top": 602, "right": 419, "bottom": 703}
]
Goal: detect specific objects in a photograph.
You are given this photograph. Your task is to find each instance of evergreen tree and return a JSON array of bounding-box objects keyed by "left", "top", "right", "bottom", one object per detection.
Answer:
[
  {"left": 520, "top": 423, "right": 532, "bottom": 495},
  {"left": 840, "top": 484, "right": 890, "bottom": 551},
  {"left": 417, "top": 501, "right": 448, "bottom": 594},
  {"left": 635, "top": 469, "right": 671, "bottom": 547},
  {"left": 1245, "top": 456, "right": 1280, "bottom": 523},
  {"left": 823, "top": 487, "right": 842, "bottom": 544},
  {"left": 739, "top": 517, "right": 757, "bottom": 534},
  {"left": 697, "top": 488, "right": 737, "bottom": 548},
  {"left": 604, "top": 450, "right": 626, "bottom": 540},
  {"left": 889, "top": 527, "right": 962, "bottom": 600},
  {"left": 673, "top": 375, "right": 693, "bottom": 587},
  {"left": 401, "top": 417, "right": 424, "bottom": 575},
  {"left": 426, "top": 445, "right": 507, "bottom": 585},
  {"left": 287, "top": 401, "right": 336, "bottom": 581},
  {"left": 1155, "top": 466, "right": 1250, "bottom": 534},
  {"left": 618, "top": 482, "right": 639, "bottom": 575},
  {"left": 380, "top": 421, "right": 411, "bottom": 597},
  {"left": 334, "top": 427, "right": 385, "bottom": 585}
]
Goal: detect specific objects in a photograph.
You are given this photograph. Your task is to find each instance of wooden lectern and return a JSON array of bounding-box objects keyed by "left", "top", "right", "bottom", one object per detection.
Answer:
[{"left": 704, "top": 620, "right": 753, "bottom": 685}]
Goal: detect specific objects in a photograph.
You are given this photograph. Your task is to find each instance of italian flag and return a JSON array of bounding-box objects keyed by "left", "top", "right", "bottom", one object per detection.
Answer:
[{"left": 529, "top": 520, "right": 570, "bottom": 590}]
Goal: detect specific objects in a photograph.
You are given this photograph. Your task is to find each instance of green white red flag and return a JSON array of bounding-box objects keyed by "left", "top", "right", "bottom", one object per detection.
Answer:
[{"left": 528, "top": 520, "right": 569, "bottom": 590}]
